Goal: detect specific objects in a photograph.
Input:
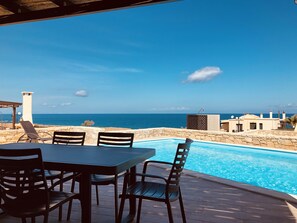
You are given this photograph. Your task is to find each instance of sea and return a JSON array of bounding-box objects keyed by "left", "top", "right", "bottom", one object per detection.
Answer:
[{"left": 0, "top": 113, "right": 292, "bottom": 129}]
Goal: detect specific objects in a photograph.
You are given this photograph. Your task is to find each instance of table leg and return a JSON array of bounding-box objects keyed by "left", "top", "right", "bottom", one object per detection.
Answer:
[
  {"left": 80, "top": 172, "right": 92, "bottom": 223},
  {"left": 126, "top": 166, "right": 137, "bottom": 222}
]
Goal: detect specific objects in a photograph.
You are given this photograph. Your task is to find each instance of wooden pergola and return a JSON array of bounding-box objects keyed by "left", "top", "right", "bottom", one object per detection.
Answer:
[
  {"left": 0, "top": 101, "right": 22, "bottom": 129},
  {"left": 0, "top": 0, "right": 174, "bottom": 26}
]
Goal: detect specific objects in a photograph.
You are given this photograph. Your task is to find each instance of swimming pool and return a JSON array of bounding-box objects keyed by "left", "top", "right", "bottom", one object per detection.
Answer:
[{"left": 134, "top": 138, "right": 297, "bottom": 195}]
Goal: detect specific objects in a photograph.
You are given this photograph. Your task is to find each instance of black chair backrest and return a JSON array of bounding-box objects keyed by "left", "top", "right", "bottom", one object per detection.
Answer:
[
  {"left": 0, "top": 148, "right": 49, "bottom": 211},
  {"left": 167, "top": 138, "right": 193, "bottom": 192},
  {"left": 97, "top": 132, "right": 134, "bottom": 147},
  {"left": 20, "top": 120, "right": 40, "bottom": 139},
  {"left": 52, "top": 131, "right": 86, "bottom": 145}
]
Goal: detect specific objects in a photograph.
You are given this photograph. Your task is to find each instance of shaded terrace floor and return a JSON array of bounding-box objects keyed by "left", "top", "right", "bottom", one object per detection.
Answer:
[{"left": 1, "top": 164, "right": 296, "bottom": 223}]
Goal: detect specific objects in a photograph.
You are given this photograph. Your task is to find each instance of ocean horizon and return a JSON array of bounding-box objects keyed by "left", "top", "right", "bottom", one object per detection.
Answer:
[{"left": 0, "top": 113, "right": 292, "bottom": 129}]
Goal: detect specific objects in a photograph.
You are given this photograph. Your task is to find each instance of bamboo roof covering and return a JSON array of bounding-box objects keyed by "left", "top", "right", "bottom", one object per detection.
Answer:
[{"left": 0, "top": 0, "right": 174, "bottom": 26}]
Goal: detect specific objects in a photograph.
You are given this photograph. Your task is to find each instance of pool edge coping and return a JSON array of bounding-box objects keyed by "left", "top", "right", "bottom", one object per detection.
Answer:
[{"left": 135, "top": 136, "right": 297, "bottom": 154}]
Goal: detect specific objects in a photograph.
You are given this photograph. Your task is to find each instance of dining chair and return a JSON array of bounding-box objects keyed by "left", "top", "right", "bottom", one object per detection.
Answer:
[
  {"left": 48, "top": 131, "right": 86, "bottom": 186},
  {"left": 118, "top": 138, "right": 193, "bottom": 223},
  {"left": 52, "top": 131, "right": 86, "bottom": 145},
  {"left": 50, "top": 131, "right": 86, "bottom": 220},
  {"left": 17, "top": 121, "right": 52, "bottom": 143},
  {"left": 67, "top": 132, "right": 134, "bottom": 222},
  {"left": 46, "top": 131, "right": 86, "bottom": 187},
  {"left": 0, "top": 148, "right": 79, "bottom": 223},
  {"left": 45, "top": 131, "right": 86, "bottom": 184}
]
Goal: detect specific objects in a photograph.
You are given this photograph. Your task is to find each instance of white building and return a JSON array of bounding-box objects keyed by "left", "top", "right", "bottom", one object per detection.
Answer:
[
  {"left": 22, "top": 92, "right": 33, "bottom": 123},
  {"left": 221, "top": 112, "right": 282, "bottom": 132}
]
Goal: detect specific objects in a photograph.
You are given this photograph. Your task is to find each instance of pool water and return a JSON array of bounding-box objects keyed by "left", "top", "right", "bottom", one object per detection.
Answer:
[{"left": 134, "top": 139, "right": 297, "bottom": 195}]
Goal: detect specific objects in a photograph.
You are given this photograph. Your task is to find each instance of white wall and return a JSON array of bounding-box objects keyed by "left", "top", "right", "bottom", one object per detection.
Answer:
[
  {"left": 207, "top": 115, "right": 220, "bottom": 131},
  {"left": 227, "top": 118, "right": 280, "bottom": 132},
  {"left": 22, "top": 92, "right": 33, "bottom": 123}
]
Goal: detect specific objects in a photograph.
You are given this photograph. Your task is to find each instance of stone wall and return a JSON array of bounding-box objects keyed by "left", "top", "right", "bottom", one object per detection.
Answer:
[
  {"left": 244, "top": 130, "right": 297, "bottom": 137},
  {"left": 159, "top": 128, "right": 297, "bottom": 151},
  {"left": 0, "top": 126, "right": 105, "bottom": 145},
  {"left": 127, "top": 128, "right": 297, "bottom": 151},
  {"left": 0, "top": 126, "right": 296, "bottom": 151}
]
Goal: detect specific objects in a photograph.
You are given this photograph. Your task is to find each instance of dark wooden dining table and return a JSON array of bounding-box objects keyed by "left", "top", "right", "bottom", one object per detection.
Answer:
[{"left": 0, "top": 143, "right": 155, "bottom": 223}]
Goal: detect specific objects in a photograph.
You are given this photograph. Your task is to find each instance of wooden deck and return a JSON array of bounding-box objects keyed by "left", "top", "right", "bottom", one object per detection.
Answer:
[{"left": 1, "top": 164, "right": 296, "bottom": 223}]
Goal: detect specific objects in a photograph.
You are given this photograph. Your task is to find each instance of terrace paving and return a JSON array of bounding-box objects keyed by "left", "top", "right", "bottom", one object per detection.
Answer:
[{"left": 0, "top": 164, "right": 296, "bottom": 223}]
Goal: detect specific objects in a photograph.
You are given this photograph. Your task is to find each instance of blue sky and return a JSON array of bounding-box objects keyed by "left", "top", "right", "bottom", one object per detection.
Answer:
[{"left": 1, "top": 0, "right": 297, "bottom": 114}]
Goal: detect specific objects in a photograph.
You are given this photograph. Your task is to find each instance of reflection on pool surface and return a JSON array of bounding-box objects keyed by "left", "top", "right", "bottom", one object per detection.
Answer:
[{"left": 134, "top": 138, "right": 297, "bottom": 195}]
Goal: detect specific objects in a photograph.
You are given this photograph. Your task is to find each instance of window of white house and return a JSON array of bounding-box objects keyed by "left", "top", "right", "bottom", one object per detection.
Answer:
[{"left": 250, "top": 122, "right": 257, "bottom": 130}]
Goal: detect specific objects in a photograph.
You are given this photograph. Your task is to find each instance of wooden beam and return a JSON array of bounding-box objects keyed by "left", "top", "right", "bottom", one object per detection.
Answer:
[
  {"left": 0, "top": 0, "right": 30, "bottom": 14},
  {"left": 49, "top": 0, "right": 74, "bottom": 7},
  {"left": 0, "top": 101, "right": 22, "bottom": 108},
  {"left": 0, "top": 0, "right": 175, "bottom": 26}
]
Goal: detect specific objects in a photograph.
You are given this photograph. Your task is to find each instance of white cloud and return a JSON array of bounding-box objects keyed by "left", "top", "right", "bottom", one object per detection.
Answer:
[
  {"left": 71, "top": 63, "right": 142, "bottom": 74},
  {"left": 114, "top": 68, "right": 142, "bottom": 73},
  {"left": 151, "top": 106, "right": 190, "bottom": 111},
  {"left": 60, "top": 102, "right": 72, "bottom": 106},
  {"left": 169, "top": 106, "right": 190, "bottom": 111},
  {"left": 41, "top": 102, "right": 72, "bottom": 108},
  {"left": 75, "top": 90, "right": 88, "bottom": 97},
  {"left": 284, "top": 103, "right": 297, "bottom": 109},
  {"left": 185, "top": 66, "right": 222, "bottom": 83}
]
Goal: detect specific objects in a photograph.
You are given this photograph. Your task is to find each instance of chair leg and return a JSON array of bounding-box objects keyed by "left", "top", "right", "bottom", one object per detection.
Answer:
[
  {"left": 95, "top": 185, "right": 99, "bottom": 205},
  {"left": 114, "top": 175, "right": 118, "bottom": 221},
  {"left": 67, "top": 200, "right": 73, "bottom": 221},
  {"left": 50, "top": 179, "right": 54, "bottom": 189},
  {"left": 58, "top": 205, "right": 63, "bottom": 220},
  {"left": 0, "top": 199, "right": 4, "bottom": 216},
  {"left": 31, "top": 217, "right": 35, "bottom": 223},
  {"left": 166, "top": 201, "right": 174, "bottom": 223},
  {"left": 67, "top": 179, "right": 76, "bottom": 221},
  {"left": 136, "top": 198, "right": 142, "bottom": 223},
  {"left": 58, "top": 176, "right": 63, "bottom": 221},
  {"left": 118, "top": 174, "right": 129, "bottom": 223},
  {"left": 22, "top": 218, "right": 27, "bottom": 223},
  {"left": 43, "top": 214, "right": 49, "bottom": 223},
  {"left": 179, "top": 189, "right": 187, "bottom": 223},
  {"left": 118, "top": 194, "right": 126, "bottom": 223}
]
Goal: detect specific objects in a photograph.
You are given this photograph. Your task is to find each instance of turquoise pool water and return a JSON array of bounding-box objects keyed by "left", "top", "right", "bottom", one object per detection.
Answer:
[{"left": 134, "top": 139, "right": 297, "bottom": 195}]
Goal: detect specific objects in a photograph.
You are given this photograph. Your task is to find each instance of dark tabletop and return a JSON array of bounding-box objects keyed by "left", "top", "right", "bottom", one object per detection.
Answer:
[{"left": 0, "top": 143, "right": 155, "bottom": 175}]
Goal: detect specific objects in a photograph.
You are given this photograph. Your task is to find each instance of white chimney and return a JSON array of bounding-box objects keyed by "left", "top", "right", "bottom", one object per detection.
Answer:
[
  {"left": 282, "top": 112, "right": 286, "bottom": 120},
  {"left": 22, "top": 92, "right": 33, "bottom": 123},
  {"left": 260, "top": 113, "right": 263, "bottom": 118},
  {"left": 269, "top": 111, "right": 273, "bottom": 119}
]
